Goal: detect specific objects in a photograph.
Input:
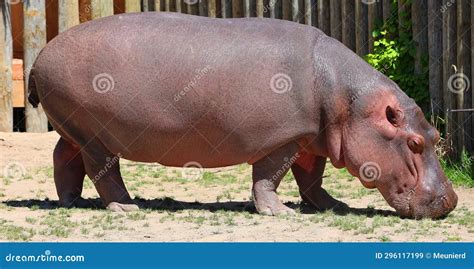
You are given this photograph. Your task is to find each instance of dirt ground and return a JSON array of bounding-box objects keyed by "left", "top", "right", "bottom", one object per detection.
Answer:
[{"left": 0, "top": 131, "right": 473, "bottom": 242}]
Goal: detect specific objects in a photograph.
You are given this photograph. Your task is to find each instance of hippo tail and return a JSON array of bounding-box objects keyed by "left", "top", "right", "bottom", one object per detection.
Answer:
[{"left": 27, "top": 69, "right": 40, "bottom": 108}]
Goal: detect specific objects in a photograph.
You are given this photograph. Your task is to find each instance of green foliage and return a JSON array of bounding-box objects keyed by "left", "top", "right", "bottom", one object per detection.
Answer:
[
  {"left": 364, "top": 1, "right": 429, "bottom": 107},
  {"left": 441, "top": 151, "right": 474, "bottom": 187}
]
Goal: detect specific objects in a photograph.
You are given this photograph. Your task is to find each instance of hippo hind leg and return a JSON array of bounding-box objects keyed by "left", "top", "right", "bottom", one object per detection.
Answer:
[
  {"left": 80, "top": 140, "right": 138, "bottom": 212},
  {"left": 291, "top": 153, "right": 347, "bottom": 210},
  {"left": 252, "top": 143, "right": 299, "bottom": 216},
  {"left": 53, "top": 137, "right": 89, "bottom": 208}
]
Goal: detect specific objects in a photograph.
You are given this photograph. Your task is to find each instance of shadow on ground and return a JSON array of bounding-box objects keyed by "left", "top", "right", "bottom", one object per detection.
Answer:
[{"left": 3, "top": 198, "right": 398, "bottom": 217}]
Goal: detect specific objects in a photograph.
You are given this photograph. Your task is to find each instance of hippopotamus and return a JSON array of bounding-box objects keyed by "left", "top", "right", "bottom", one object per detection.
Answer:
[{"left": 28, "top": 12, "right": 457, "bottom": 219}]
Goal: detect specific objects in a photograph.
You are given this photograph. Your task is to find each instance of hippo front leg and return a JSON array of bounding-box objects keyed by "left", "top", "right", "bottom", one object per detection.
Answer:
[
  {"left": 252, "top": 143, "right": 299, "bottom": 216},
  {"left": 80, "top": 141, "right": 138, "bottom": 212},
  {"left": 291, "top": 153, "right": 346, "bottom": 210}
]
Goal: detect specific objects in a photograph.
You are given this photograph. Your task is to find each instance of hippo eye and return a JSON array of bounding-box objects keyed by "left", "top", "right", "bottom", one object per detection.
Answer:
[{"left": 386, "top": 106, "right": 404, "bottom": 127}]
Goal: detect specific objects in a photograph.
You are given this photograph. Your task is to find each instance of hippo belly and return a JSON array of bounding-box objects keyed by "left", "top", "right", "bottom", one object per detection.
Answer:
[{"left": 34, "top": 12, "right": 320, "bottom": 167}]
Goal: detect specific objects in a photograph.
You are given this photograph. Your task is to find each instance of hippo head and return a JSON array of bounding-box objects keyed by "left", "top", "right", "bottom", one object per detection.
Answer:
[{"left": 328, "top": 79, "right": 458, "bottom": 219}]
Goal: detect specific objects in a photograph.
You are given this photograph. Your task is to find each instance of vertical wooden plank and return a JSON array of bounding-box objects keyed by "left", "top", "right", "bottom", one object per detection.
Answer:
[
  {"left": 355, "top": 0, "right": 368, "bottom": 56},
  {"left": 58, "top": 0, "right": 79, "bottom": 33},
  {"left": 412, "top": 0, "right": 428, "bottom": 74},
  {"left": 199, "top": 0, "right": 207, "bottom": 16},
  {"left": 164, "top": 0, "right": 170, "bottom": 11},
  {"left": 221, "top": 0, "right": 228, "bottom": 17},
  {"left": 232, "top": 0, "right": 242, "bottom": 17},
  {"left": 367, "top": 3, "right": 376, "bottom": 52},
  {"left": 269, "top": 0, "right": 276, "bottom": 18},
  {"left": 317, "top": 0, "right": 329, "bottom": 35},
  {"left": 243, "top": 0, "right": 250, "bottom": 17},
  {"left": 329, "top": 0, "right": 341, "bottom": 40},
  {"left": 292, "top": 0, "right": 299, "bottom": 22},
  {"left": 23, "top": 0, "right": 48, "bottom": 132},
  {"left": 427, "top": 0, "right": 443, "bottom": 116},
  {"left": 303, "top": 0, "right": 310, "bottom": 25},
  {"left": 341, "top": 0, "right": 355, "bottom": 51},
  {"left": 256, "top": 0, "right": 263, "bottom": 17},
  {"left": 382, "top": 0, "right": 391, "bottom": 22},
  {"left": 208, "top": 0, "right": 216, "bottom": 16},
  {"left": 91, "top": 0, "right": 113, "bottom": 19},
  {"left": 143, "top": 0, "right": 150, "bottom": 11},
  {"left": 282, "top": 0, "right": 290, "bottom": 20},
  {"left": 154, "top": 0, "right": 161, "bottom": 11},
  {"left": 175, "top": 0, "right": 181, "bottom": 12},
  {"left": 442, "top": 0, "right": 458, "bottom": 158},
  {"left": 0, "top": 0, "right": 13, "bottom": 132},
  {"left": 126, "top": 0, "right": 141, "bottom": 12},
  {"left": 457, "top": 0, "right": 471, "bottom": 153}
]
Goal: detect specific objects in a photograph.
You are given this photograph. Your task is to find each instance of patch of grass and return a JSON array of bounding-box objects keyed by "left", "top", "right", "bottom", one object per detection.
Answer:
[
  {"left": 0, "top": 219, "right": 35, "bottom": 241},
  {"left": 39, "top": 209, "right": 78, "bottom": 238},
  {"left": 441, "top": 152, "right": 473, "bottom": 187}
]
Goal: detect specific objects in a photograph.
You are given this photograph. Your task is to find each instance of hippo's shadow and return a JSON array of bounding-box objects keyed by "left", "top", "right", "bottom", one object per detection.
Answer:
[{"left": 3, "top": 197, "right": 398, "bottom": 217}]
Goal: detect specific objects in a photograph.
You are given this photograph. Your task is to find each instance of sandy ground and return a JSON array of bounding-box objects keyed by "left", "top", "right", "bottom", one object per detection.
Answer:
[{"left": 0, "top": 131, "right": 473, "bottom": 242}]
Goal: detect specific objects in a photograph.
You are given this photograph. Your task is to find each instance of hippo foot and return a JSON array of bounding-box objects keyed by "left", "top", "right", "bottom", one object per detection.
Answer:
[
  {"left": 106, "top": 202, "right": 140, "bottom": 212},
  {"left": 253, "top": 189, "right": 295, "bottom": 216},
  {"left": 302, "top": 188, "right": 347, "bottom": 211}
]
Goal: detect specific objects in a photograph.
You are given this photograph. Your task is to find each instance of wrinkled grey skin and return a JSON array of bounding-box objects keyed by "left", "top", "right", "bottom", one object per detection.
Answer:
[{"left": 29, "top": 12, "right": 457, "bottom": 218}]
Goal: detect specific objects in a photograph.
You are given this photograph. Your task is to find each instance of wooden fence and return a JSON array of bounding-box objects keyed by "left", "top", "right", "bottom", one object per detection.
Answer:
[{"left": 0, "top": 0, "right": 472, "bottom": 157}]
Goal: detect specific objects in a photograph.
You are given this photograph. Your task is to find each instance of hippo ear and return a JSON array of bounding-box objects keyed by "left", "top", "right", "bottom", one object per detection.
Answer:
[{"left": 385, "top": 106, "right": 404, "bottom": 127}]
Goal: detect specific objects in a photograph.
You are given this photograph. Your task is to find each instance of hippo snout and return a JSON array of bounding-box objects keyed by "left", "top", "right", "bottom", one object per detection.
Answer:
[{"left": 410, "top": 181, "right": 458, "bottom": 219}]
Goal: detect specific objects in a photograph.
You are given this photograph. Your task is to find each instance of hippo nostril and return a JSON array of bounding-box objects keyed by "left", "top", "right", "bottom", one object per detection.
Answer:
[{"left": 441, "top": 195, "right": 450, "bottom": 209}]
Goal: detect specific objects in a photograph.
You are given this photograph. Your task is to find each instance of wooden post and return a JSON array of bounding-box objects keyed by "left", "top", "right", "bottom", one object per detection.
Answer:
[
  {"left": 176, "top": 0, "right": 181, "bottom": 13},
  {"left": 155, "top": 0, "right": 161, "bottom": 11},
  {"left": 412, "top": 0, "right": 428, "bottom": 74},
  {"left": 256, "top": 0, "right": 263, "bottom": 18},
  {"left": 143, "top": 0, "right": 150, "bottom": 11},
  {"left": 329, "top": 0, "right": 341, "bottom": 41},
  {"left": 23, "top": 0, "right": 48, "bottom": 132},
  {"left": 232, "top": 0, "right": 242, "bottom": 17},
  {"left": 367, "top": 3, "right": 377, "bottom": 52},
  {"left": 398, "top": 0, "right": 409, "bottom": 31},
  {"left": 59, "top": 0, "right": 79, "bottom": 33},
  {"left": 221, "top": 0, "right": 229, "bottom": 18},
  {"left": 317, "top": 0, "right": 329, "bottom": 35},
  {"left": 208, "top": 0, "right": 216, "bottom": 17},
  {"left": 303, "top": 0, "right": 311, "bottom": 25},
  {"left": 355, "top": 0, "right": 368, "bottom": 56},
  {"left": 126, "top": 0, "right": 141, "bottom": 12},
  {"left": 341, "top": 0, "right": 355, "bottom": 51},
  {"left": 0, "top": 0, "right": 13, "bottom": 132},
  {"left": 427, "top": 0, "right": 444, "bottom": 116},
  {"left": 243, "top": 0, "right": 249, "bottom": 17},
  {"left": 91, "top": 0, "right": 113, "bottom": 19},
  {"left": 382, "top": 0, "right": 391, "bottom": 22},
  {"left": 442, "top": 0, "right": 457, "bottom": 158},
  {"left": 292, "top": 0, "right": 299, "bottom": 22},
  {"left": 282, "top": 0, "right": 290, "bottom": 20}
]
